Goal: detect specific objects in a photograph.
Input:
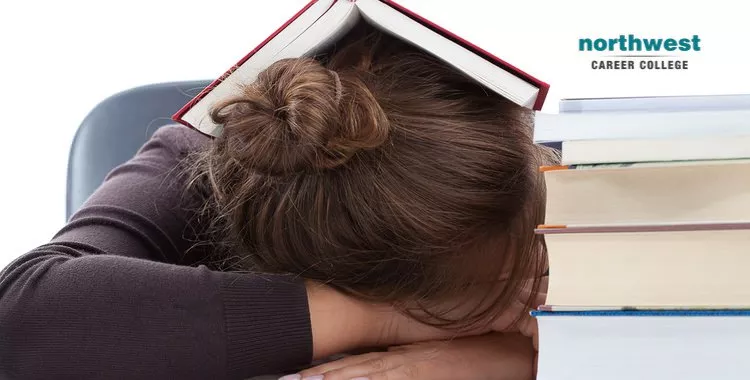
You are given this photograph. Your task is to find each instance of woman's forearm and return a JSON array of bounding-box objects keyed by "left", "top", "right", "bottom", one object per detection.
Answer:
[{"left": 0, "top": 247, "right": 312, "bottom": 379}]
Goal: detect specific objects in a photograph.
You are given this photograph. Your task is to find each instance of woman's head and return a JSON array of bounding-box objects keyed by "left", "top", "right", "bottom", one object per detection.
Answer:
[{"left": 190, "top": 26, "right": 558, "bottom": 328}]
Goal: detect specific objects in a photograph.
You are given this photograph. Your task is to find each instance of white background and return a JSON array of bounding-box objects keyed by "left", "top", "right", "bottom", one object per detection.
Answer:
[{"left": 0, "top": 0, "right": 747, "bottom": 268}]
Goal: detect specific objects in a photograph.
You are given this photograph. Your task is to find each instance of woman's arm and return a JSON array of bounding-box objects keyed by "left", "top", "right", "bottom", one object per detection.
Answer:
[
  {"left": 0, "top": 126, "right": 312, "bottom": 379},
  {"left": 297, "top": 333, "right": 535, "bottom": 380}
]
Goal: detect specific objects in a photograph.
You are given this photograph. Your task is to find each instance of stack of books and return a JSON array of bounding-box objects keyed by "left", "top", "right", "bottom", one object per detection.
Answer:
[{"left": 532, "top": 95, "right": 750, "bottom": 380}]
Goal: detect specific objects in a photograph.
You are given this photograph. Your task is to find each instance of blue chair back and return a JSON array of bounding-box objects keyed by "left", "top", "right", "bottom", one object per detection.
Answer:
[{"left": 66, "top": 80, "right": 211, "bottom": 219}]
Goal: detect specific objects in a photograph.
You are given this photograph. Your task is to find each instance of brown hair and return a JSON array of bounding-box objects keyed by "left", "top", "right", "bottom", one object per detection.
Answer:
[{"left": 187, "top": 26, "right": 559, "bottom": 330}]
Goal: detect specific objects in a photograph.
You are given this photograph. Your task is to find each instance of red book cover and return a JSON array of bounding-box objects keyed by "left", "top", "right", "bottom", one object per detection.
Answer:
[{"left": 172, "top": 0, "right": 549, "bottom": 128}]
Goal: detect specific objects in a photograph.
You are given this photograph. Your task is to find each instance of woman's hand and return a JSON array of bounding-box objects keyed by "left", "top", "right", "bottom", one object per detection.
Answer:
[
  {"left": 292, "top": 333, "right": 534, "bottom": 380},
  {"left": 488, "top": 275, "right": 547, "bottom": 350},
  {"left": 305, "top": 280, "right": 481, "bottom": 359},
  {"left": 383, "top": 275, "right": 548, "bottom": 350}
]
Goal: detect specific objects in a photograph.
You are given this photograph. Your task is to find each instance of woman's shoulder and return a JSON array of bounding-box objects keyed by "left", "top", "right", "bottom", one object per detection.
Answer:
[{"left": 148, "top": 124, "right": 211, "bottom": 157}]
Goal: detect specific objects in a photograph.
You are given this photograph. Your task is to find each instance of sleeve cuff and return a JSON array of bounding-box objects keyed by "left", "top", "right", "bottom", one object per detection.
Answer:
[{"left": 221, "top": 273, "right": 312, "bottom": 378}]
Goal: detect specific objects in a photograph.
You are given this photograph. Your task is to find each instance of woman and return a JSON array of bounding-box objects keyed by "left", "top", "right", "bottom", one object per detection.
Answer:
[{"left": 0, "top": 25, "right": 556, "bottom": 379}]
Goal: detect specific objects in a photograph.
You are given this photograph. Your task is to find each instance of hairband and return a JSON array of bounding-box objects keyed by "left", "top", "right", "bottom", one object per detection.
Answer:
[{"left": 328, "top": 69, "right": 343, "bottom": 105}]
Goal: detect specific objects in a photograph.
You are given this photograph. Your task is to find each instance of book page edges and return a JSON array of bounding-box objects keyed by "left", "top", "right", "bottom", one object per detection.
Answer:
[
  {"left": 171, "top": 0, "right": 328, "bottom": 133},
  {"left": 381, "top": 0, "right": 549, "bottom": 105}
]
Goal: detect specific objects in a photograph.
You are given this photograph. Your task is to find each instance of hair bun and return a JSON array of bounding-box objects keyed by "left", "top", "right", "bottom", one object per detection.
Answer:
[{"left": 210, "top": 58, "right": 390, "bottom": 175}]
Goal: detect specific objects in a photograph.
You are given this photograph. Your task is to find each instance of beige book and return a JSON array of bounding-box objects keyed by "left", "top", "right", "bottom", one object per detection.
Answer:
[
  {"left": 543, "top": 160, "right": 750, "bottom": 225},
  {"left": 541, "top": 226, "right": 750, "bottom": 308}
]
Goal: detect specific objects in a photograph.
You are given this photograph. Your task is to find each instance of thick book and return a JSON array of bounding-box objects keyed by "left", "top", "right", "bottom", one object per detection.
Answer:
[
  {"left": 542, "top": 160, "right": 750, "bottom": 225},
  {"left": 533, "top": 108, "right": 750, "bottom": 143},
  {"left": 172, "top": 0, "right": 549, "bottom": 137},
  {"left": 560, "top": 135, "right": 750, "bottom": 165},
  {"left": 559, "top": 93, "right": 750, "bottom": 113},
  {"left": 533, "top": 310, "right": 750, "bottom": 380},
  {"left": 537, "top": 223, "right": 750, "bottom": 308}
]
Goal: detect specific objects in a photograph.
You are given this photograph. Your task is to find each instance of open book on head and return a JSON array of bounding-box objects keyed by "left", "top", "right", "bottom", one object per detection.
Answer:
[{"left": 172, "top": 0, "right": 549, "bottom": 137}]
